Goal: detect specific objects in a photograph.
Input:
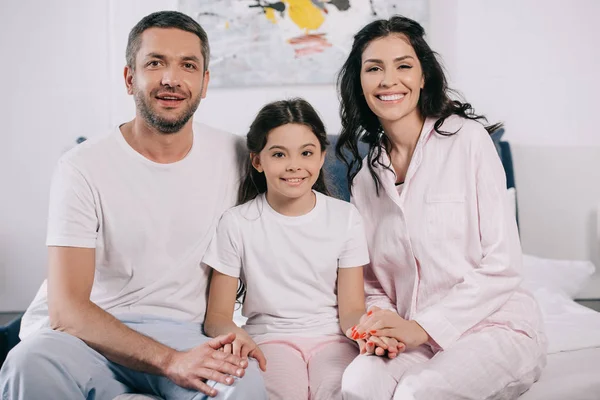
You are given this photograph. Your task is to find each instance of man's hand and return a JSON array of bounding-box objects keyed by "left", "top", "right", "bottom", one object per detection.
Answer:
[
  {"left": 164, "top": 333, "right": 249, "bottom": 397},
  {"left": 221, "top": 330, "right": 267, "bottom": 372}
]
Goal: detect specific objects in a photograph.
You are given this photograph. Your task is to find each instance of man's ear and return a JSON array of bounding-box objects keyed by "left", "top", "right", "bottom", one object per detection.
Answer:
[
  {"left": 124, "top": 66, "right": 134, "bottom": 95},
  {"left": 251, "top": 153, "right": 263, "bottom": 173}
]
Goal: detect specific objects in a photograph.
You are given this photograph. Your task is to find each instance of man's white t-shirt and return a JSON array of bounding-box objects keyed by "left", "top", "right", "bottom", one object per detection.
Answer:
[
  {"left": 20, "top": 122, "right": 243, "bottom": 339},
  {"left": 202, "top": 191, "right": 370, "bottom": 338}
]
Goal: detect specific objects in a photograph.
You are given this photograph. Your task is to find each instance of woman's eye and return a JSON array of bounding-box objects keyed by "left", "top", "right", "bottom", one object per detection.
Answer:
[
  {"left": 399, "top": 64, "right": 412, "bottom": 69},
  {"left": 366, "top": 66, "right": 381, "bottom": 72},
  {"left": 302, "top": 151, "right": 313, "bottom": 157}
]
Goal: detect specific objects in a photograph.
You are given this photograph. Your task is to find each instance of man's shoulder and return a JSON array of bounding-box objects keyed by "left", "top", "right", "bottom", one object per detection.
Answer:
[
  {"left": 59, "top": 128, "right": 120, "bottom": 170},
  {"left": 193, "top": 122, "right": 244, "bottom": 148},
  {"left": 193, "top": 122, "right": 246, "bottom": 171}
]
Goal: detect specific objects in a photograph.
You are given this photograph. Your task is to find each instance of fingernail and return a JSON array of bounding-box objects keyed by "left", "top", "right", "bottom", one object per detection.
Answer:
[
  {"left": 226, "top": 377, "right": 233, "bottom": 384},
  {"left": 367, "top": 310, "right": 373, "bottom": 316},
  {"left": 236, "top": 368, "right": 244, "bottom": 376},
  {"left": 352, "top": 331, "right": 359, "bottom": 340},
  {"left": 360, "top": 333, "right": 367, "bottom": 339},
  {"left": 370, "top": 329, "right": 377, "bottom": 334},
  {"left": 351, "top": 325, "right": 357, "bottom": 332}
]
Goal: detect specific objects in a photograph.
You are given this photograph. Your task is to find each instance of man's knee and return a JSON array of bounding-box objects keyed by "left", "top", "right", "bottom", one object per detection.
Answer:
[
  {"left": 2, "top": 331, "right": 61, "bottom": 378},
  {"left": 213, "top": 360, "right": 267, "bottom": 400}
]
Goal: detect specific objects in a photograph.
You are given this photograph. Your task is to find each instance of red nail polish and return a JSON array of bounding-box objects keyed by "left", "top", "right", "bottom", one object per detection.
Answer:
[
  {"left": 367, "top": 310, "right": 373, "bottom": 316},
  {"left": 360, "top": 332, "right": 367, "bottom": 339},
  {"left": 352, "top": 331, "right": 359, "bottom": 340},
  {"left": 370, "top": 329, "right": 377, "bottom": 334}
]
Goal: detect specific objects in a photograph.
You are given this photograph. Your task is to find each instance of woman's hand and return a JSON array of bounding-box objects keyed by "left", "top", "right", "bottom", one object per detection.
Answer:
[
  {"left": 221, "top": 329, "right": 267, "bottom": 372},
  {"left": 346, "top": 310, "right": 406, "bottom": 358},
  {"left": 355, "top": 306, "right": 430, "bottom": 349}
]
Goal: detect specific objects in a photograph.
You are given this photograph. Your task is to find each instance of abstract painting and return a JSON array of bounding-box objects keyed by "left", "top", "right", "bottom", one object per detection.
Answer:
[{"left": 178, "top": 0, "right": 428, "bottom": 87}]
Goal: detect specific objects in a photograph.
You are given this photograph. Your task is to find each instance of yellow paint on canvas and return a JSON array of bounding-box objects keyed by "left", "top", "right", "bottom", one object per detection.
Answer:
[
  {"left": 284, "top": 0, "right": 325, "bottom": 31},
  {"left": 265, "top": 7, "right": 277, "bottom": 23}
]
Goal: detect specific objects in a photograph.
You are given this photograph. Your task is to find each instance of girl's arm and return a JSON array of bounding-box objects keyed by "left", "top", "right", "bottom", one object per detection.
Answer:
[
  {"left": 337, "top": 266, "right": 367, "bottom": 335},
  {"left": 204, "top": 269, "right": 241, "bottom": 338},
  {"left": 205, "top": 269, "right": 267, "bottom": 371}
]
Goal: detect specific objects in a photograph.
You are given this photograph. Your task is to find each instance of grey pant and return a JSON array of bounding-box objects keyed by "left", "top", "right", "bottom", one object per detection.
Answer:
[{"left": 0, "top": 315, "right": 267, "bottom": 400}]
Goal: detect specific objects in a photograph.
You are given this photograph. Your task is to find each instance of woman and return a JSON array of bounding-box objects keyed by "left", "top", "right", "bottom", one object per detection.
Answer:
[{"left": 336, "top": 15, "right": 547, "bottom": 400}]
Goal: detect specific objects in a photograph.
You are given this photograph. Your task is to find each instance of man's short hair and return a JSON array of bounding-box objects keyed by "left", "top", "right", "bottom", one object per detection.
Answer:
[{"left": 126, "top": 11, "right": 210, "bottom": 71}]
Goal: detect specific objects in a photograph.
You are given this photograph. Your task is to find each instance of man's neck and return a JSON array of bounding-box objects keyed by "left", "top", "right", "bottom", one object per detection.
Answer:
[{"left": 120, "top": 118, "right": 194, "bottom": 164}]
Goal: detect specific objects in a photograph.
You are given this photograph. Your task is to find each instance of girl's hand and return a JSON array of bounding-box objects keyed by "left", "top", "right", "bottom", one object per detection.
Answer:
[
  {"left": 365, "top": 335, "right": 406, "bottom": 358},
  {"left": 222, "top": 330, "right": 267, "bottom": 372},
  {"left": 355, "top": 306, "right": 430, "bottom": 349}
]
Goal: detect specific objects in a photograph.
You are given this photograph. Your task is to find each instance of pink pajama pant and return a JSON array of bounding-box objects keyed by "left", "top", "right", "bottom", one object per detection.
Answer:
[
  {"left": 341, "top": 327, "right": 546, "bottom": 400},
  {"left": 256, "top": 335, "right": 359, "bottom": 400}
]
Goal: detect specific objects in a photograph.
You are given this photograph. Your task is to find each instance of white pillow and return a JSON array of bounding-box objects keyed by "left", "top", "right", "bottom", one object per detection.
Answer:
[{"left": 521, "top": 253, "right": 596, "bottom": 298}]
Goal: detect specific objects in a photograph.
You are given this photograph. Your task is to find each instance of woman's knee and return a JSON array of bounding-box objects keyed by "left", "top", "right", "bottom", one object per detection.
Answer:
[{"left": 341, "top": 356, "right": 396, "bottom": 400}]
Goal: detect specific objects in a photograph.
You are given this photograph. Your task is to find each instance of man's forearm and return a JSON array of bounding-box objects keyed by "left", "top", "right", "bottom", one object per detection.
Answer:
[{"left": 51, "top": 301, "right": 176, "bottom": 375}]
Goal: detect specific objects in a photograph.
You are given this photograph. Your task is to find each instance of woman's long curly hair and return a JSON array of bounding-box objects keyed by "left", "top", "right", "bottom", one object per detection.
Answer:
[{"left": 336, "top": 15, "right": 501, "bottom": 195}]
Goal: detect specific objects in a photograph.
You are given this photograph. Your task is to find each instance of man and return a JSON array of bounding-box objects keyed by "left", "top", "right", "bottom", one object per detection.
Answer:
[{"left": 0, "top": 11, "right": 266, "bottom": 399}]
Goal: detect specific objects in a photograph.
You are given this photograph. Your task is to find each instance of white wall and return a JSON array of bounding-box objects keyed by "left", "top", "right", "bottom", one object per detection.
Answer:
[
  {"left": 0, "top": 0, "right": 111, "bottom": 310},
  {"left": 1, "top": 0, "right": 599, "bottom": 311}
]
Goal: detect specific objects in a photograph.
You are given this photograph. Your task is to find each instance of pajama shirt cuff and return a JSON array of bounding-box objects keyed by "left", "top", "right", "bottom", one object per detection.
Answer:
[{"left": 413, "top": 308, "right": 462, "bottom": 350}]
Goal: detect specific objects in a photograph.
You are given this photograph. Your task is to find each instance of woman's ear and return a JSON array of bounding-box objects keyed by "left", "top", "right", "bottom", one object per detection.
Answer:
[{"left": 251, "top": 153, "right": 263, "bottom": 173}]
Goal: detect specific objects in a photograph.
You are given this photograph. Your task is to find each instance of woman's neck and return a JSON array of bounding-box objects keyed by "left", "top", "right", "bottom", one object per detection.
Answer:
[
  {"left": 380, "top": 111, "right": 425, "bottom": 183},
  {"left": 381, "top": 111, "right": 425, "bottom": 156}
]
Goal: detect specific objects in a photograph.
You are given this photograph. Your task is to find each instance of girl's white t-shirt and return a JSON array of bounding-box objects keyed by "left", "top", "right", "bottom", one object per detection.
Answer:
[{"left": 202, "top": 191, "right": 370, "bottom": 338}]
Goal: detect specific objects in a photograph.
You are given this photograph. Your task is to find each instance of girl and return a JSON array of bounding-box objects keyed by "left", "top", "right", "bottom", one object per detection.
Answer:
[
  {"left": 203, "top": 98, "right": 370, "bottom": 400},
  {"left": 335, "top": 16, "right": 547, "bottom": 400}
]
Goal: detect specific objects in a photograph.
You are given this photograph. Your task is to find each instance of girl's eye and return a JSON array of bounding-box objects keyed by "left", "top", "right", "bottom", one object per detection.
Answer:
[
  {"left": 302, "top": 151, "right": 313, "bottom": 157},
  {"left": 272, "top": 152, "right": 284, "bottom": 158}
]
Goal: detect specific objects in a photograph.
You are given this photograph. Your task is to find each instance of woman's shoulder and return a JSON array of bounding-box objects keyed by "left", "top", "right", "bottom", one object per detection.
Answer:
[{"left": 434, "top": 115, "right": 492, "bottom": 151}]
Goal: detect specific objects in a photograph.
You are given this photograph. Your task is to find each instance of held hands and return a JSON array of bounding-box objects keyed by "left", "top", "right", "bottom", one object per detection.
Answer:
[
  {"left": 346, "top": 306, "right": 430, "bottom": 358},
  {"left": 221, "top": 328, "right": 267, "bottom": 372},
  {"left": 359, "top": 306, "right": 430, "bottom": 349},
  {"left": 345, "top": 320, "right": 404, "bottom": 358},
  {"left": 164, "top": 332, "right": 248, "bottom": 397}
]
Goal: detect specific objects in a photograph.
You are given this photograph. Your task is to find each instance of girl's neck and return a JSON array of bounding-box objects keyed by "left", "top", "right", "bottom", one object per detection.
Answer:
[{"left": 265, "top": 190, "right": 316, "bottom": 217}]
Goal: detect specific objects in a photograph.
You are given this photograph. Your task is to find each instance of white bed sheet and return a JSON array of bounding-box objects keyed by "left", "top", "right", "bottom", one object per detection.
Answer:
[{"left": 519, "top": 348, "right": 600, "bottom": 400}]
